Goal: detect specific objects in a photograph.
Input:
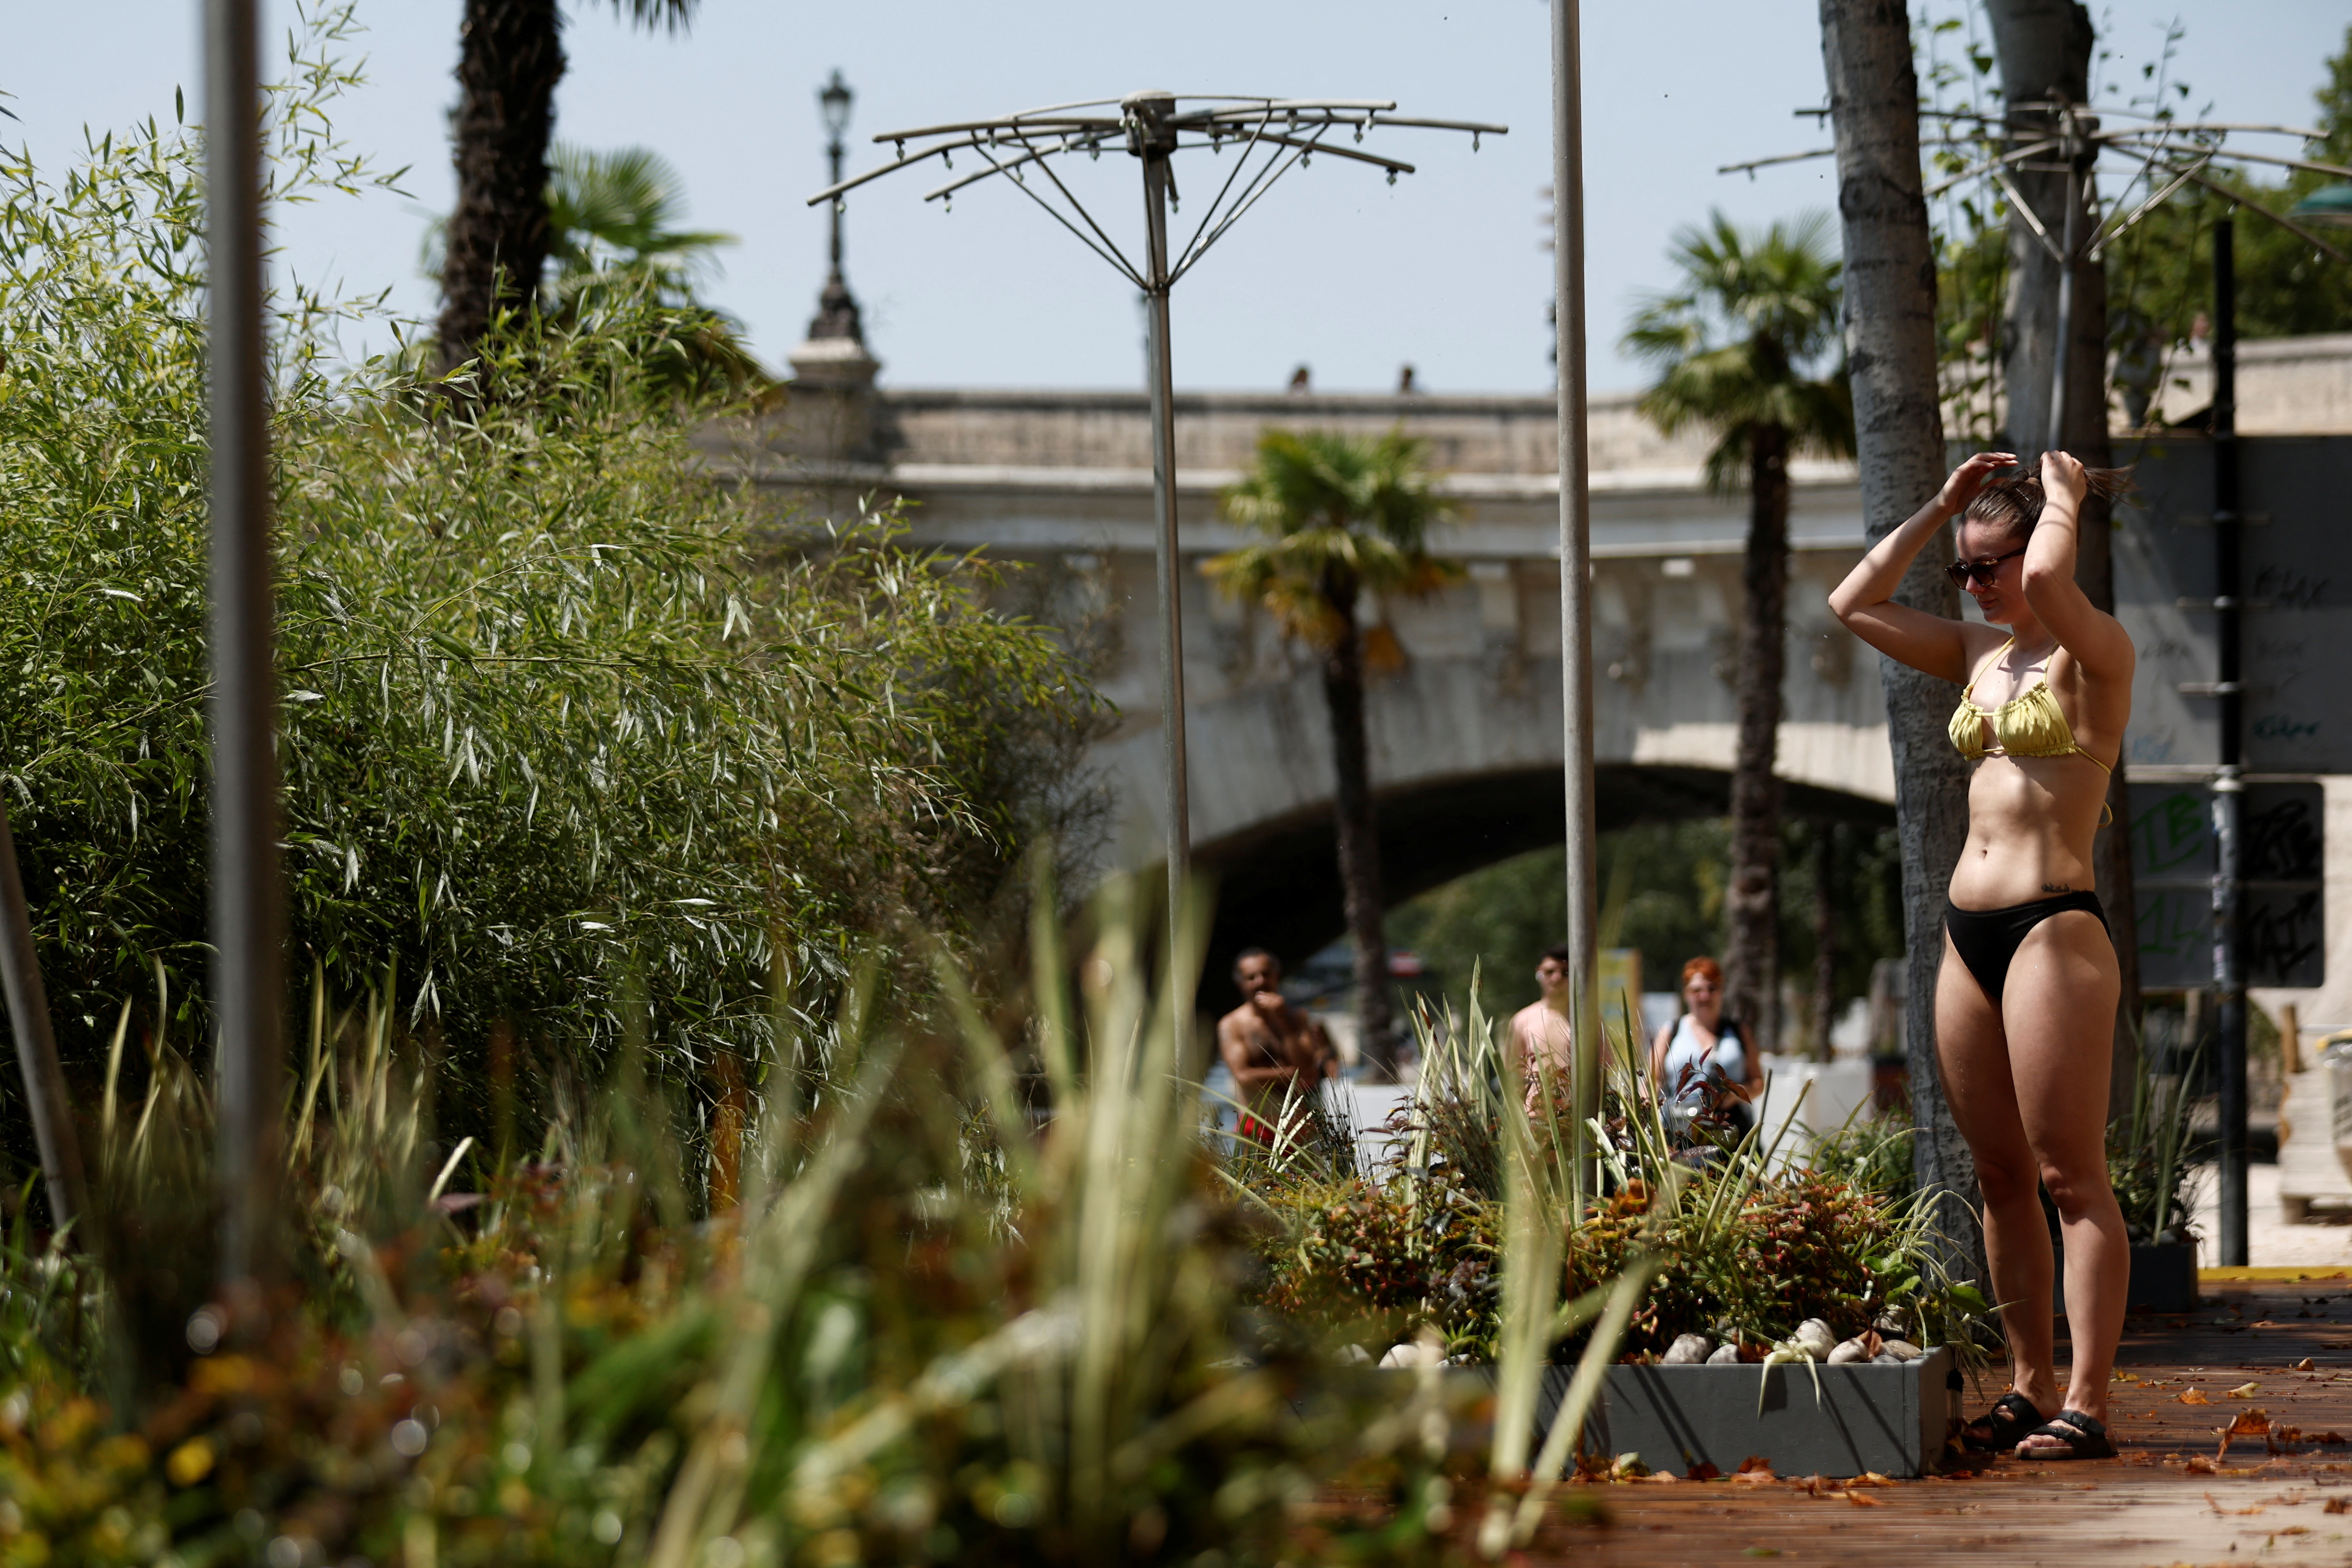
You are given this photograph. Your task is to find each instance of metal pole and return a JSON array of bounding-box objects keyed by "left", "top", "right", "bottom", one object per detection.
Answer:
[
  {"left": 826, "top": 110, "right": 846, "bottom": 274},
  {"left": 2044, "top": 133, "right": 2081, "bottom": 456},
  {"left": 1132, "top": 96, "right": 1191, "bottom": 962},
  {"left": 207, "top": 0, "right": 285, "bottom": 1300},
  {"left": 0, "top": 801, "right": 88, "bottom": 1237},
  {"left": 1553, "top": 0, "right": 1599, "bottom": 1174},
  {"left": 2211, "top": 215, "right": 2247, "bottom": 1267}
]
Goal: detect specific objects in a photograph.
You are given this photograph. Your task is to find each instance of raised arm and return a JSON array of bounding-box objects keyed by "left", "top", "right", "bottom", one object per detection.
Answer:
[
  {"left": 2021, "top": 451, "right": 2134, "bottom": 681},
  {"left": 1827, "top": 451, "right": 2014, "bottom": 683},
  {"left": 1217, "top": 1016, "right": 1292, "bottom": 1092}
]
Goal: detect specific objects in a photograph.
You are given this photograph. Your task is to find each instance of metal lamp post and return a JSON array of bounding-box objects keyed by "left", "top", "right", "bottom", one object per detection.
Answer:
[
  {"left": 810, "top": 95, "right": 1503, "bottom": 967},
  {"left": 810, "top": 70, "right": 864, "bottom": 342}
]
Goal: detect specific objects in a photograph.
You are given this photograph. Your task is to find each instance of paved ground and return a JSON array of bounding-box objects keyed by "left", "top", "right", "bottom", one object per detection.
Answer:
[{"left": 1507, "top": 1278, "right": 2352, "bottom": 1567}]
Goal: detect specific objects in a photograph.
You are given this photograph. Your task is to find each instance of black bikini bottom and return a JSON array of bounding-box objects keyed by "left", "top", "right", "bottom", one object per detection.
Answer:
[{"left": 1944, "top": 892, "right": 2109, "bottom": 1004}]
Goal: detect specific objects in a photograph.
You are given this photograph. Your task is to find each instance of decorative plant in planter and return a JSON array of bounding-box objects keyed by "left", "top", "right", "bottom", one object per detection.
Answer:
[{"left": 1237, "top": 986, "right": 1992, "bottom": 1372}]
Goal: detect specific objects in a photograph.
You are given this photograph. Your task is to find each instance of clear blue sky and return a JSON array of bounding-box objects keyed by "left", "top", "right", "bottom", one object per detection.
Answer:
[{"left": 6, "top": 1, "right": 2345, "bottom": 393}]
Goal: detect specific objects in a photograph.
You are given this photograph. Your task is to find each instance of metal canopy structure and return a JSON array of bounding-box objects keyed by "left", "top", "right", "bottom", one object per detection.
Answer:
[
  {"left": 1729, "top": 104, "right": 2349, "bottom": 453},
  {"left": 810, "top": 93, "right": 1504, "bottom": 960}
]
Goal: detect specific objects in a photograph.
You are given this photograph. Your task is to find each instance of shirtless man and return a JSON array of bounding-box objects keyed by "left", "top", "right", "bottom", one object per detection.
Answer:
[
  {"left": 1216, "top": 947, "right": 1338, "bottom": 1146},
  {"left": 1509, "top": 943, "right": 1577, "bottom": 1105}
]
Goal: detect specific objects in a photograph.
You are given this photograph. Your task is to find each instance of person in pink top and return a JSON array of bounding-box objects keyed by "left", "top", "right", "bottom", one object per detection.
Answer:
[{"left": 1509, "top": 944, "right": 1577, "bottom": 1106}]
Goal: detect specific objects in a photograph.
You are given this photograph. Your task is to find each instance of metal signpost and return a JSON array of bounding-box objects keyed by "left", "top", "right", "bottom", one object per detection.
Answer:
[{"left": 810, "top": 93, "right": 1502, "bottom": 964}]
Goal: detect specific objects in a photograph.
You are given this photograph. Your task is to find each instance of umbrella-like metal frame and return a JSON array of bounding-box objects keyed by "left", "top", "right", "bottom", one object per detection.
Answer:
[{"left": 810, "top": 92, "right": 1504, "bottom": 975}]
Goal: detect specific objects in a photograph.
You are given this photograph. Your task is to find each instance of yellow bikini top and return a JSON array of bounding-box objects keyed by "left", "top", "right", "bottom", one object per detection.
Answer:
[{"left": 1950, "top": 637, "right": 2114, "bottom": 818}]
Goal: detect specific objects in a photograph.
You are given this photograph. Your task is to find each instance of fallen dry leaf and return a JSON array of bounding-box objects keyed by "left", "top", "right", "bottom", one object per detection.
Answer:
[
  {"left": 1843, "top": 1491, "right": 1882, "bottom": 1508},
  {"left": 2229, "top": 1383, "right": 2264, "bottom": 1398},
  {"left": 2180, "top": 1389, "right": 2214, "bottom": 1405},
  {"left": 1686, "top": 1462, "right": 1722, "bottom": 1482},
  {"left": 2293, "top": 1358, "right": 2316, "bottom": 1371},
  {"left": 2218, "top": 1408, "right": 2281, "bottom": 1462},
  {"left": 1731, "top": 1470, "right": 1779, "bottom": 1487},
  {"left": 2184, "top": 1456, "right": 2217, "bottom": 1474},
  {"left": 2325, "top": 1497, "right": 2349, "bottom": 1514},
  {"left": 1736, "top": 1455, "right": 1773, "bottom": 1474}
]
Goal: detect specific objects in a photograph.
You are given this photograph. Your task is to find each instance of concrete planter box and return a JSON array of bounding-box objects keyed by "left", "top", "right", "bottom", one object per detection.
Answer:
[
  {"left": 2050, "top": 1241, "right": 2198, "bottom": 1314},
  {"left": 1522, "top": 1346, "right": 1959, "bottom": 1480}
]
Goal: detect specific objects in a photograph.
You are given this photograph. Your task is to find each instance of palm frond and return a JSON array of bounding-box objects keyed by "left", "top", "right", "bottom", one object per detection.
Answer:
[
  {"left": 602, "top": 0, "right": 700, "bottom": 32},
  {"left": 1207, "top": 428, "right": 1461, "bottom": 648}
]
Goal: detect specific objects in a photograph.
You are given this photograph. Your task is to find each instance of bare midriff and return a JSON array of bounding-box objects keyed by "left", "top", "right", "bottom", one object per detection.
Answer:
[{"left": 1947, "top": 751, "right": 2109, "bottom": 909}]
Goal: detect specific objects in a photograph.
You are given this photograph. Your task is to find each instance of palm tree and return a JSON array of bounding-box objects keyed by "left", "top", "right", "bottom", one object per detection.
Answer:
[
  {"left": 1625, "top": 211, "right": 1854, "bottom": 1055},
  {"left": 436, "top": 0, "right": 699, "bottom": 374},
  {"left": 545, "top": 143, "right": 761, "bottom": 391},
  {"left": 545, "top": 143, "right": 735, "bottom": 307},
  {"left": 1207, "top": 430, "right": 1461, "bottom": 1081},
  {"left": 1819, "top": 0, "right": 1984, "bottom": 1269}
]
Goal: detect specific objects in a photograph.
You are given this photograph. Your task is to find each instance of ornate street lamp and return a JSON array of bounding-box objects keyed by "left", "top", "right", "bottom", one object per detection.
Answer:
[{"left": 810, "top": 70, "right": 863, "bottom": 343}]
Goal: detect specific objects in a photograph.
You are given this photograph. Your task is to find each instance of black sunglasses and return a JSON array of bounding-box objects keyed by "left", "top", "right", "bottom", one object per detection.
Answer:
[{"left": 1944, "top": 546, "right": 2026, "bottom": 589}]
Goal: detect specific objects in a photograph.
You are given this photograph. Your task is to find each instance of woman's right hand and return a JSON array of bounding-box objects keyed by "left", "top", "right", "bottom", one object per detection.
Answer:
[{"left": 1938, "top": 451, "right": 2017, "bottom": 518}]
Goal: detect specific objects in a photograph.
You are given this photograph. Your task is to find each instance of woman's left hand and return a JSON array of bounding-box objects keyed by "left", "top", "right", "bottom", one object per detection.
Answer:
[{"left": 2041, "top": 448, "right": 2089, "bottom": 507}]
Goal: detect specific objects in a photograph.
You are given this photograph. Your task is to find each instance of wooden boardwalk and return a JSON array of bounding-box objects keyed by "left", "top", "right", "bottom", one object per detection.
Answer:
[{"left": 1507, "top": 1277, "right": 2352, "bottom": 1567}]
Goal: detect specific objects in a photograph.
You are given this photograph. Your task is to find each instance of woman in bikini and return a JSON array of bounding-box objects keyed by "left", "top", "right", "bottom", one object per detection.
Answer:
[{"left": 1829, "top": 449, "right": 2135, "bottom": 1462}]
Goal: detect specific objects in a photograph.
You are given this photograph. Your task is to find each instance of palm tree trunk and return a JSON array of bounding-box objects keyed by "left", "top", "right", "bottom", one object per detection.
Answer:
[
  {"left": 1985, "top": 0, "right": 2142, "bottom": 1117},
  {"left": 1820, "top": 0, "right": 1983, "bottom": 1276},
  {"left": 437, "top": 0, "right": 565, "bottom": 373},
  {"left": 1725, "top": 424, "right": 1790, "bottom": 1056},
  {"left": 1322, "top": 596, "right": 1395, "bottom": 1080}
]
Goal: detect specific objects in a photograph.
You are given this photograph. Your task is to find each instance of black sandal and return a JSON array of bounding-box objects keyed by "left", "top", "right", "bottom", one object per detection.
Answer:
[
  {"left": 2016, "top": 1410, "right": 2115, "bottom": 1461},
  {"left": 1960, "top": 1391, "right": 2044, "bottom": 1453}
]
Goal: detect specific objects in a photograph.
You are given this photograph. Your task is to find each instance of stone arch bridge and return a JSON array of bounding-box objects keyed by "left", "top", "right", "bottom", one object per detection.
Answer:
[{"left": 738, "top": 381, "right": 1897, "bottom": 987}]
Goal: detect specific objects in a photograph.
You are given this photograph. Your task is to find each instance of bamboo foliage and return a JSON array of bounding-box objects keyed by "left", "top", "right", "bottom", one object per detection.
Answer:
[{"left": 0, "top": 14, "right": 1101, "bottom": 1102}]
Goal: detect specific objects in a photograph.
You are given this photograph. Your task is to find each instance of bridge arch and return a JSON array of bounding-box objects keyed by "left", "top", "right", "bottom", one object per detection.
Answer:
[{"left": 1191, "top": 761, "right": 1895, "bottom": 1016}]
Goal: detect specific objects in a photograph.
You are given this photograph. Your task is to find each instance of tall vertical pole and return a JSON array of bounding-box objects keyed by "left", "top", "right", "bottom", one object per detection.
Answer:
[
  {"left": 207, "top": 0, "right": 285, "bottom": 1302},
  {"left": 2211, "top": 216, "right": 2247, "bottom": 1266},
  {"left": 0, "top": 801, "right": 88, "bottom": 1237},
  {"left": 2043, "top": 133, "right": 2081, "bottom": 456},
  {"left": 826, "top": 139, "right": 844, "bottom": 269},
  {"left": 1552, "top": 0, "right": 1599, "bottom": 1177},
  {"left": 1131, "top": 95, "right": 1191, "bottom": 989}
]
